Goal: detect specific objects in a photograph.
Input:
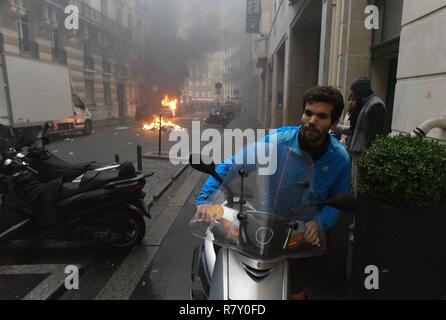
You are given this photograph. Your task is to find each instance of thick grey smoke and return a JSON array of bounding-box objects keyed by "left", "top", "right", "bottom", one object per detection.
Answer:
[{"left": 145, "top": 0, "right": 244, "bottom": 106}]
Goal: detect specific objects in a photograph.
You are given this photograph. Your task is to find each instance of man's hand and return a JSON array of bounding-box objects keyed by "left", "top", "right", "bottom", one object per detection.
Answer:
[
  {"left": 195, "top": 204, "right": 212, "bottom": 224},
  {"left": 304, "top": 221, "right": 320, "bottom": 246}
]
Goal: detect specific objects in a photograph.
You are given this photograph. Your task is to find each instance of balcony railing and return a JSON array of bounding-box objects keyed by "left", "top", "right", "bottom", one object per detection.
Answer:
[
  {"left": 19, "top": 39, "right": 39, "bottom": 59},
  {"left": 84, "top": 56, "right": 95, "bottom": 70},
  {"left": 46, "top": 0, "right": 133, "bottom": 42},
  {"left": 52, "top": 48, "right": 67, "bottom": 65}
]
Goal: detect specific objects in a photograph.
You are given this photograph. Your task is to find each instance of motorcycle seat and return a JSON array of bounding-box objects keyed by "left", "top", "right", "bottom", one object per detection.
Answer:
[{"left": 59, "top": 162, "right": 137, "bottom": 199}]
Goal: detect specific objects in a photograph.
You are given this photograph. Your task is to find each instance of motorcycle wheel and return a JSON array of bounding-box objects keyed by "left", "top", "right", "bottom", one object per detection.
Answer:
[{"left": 112, "top": 210, "right": 146, "bottom": 249}]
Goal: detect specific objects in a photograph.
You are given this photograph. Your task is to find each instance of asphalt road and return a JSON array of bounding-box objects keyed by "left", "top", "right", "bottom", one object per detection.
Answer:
[
  {"left": 0, "top": 112, "right": 275, "bottom": 300},
  {"left": 0, "top": 115, "right": 207, "bottom": 300}
]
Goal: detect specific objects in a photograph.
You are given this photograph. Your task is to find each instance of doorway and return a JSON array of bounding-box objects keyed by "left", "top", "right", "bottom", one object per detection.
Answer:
[{"left": 117, "top": 83, "right": 126, "bottom": 118}]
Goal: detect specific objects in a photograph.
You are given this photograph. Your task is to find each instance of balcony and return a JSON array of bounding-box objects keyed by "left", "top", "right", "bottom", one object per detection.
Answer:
[
  {"left": 52, "top": 48, "right": 67, "bottom": 65},
  {"left": 84, "top": 56, "right": 95, "bottom": 70},
  {"left": 1, "top": 0, "right": 26, "bottom": 18},
  {"left": 19, "top": 39, "right": 39, "bottom": 59},
  {"left": 45, "top": 0, "right": 133, "bottom": 42}
]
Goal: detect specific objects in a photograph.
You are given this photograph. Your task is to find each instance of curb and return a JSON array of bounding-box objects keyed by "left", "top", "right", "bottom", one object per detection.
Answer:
[
  {"left": 143, "top": 152, "right": 188, "bottom": 163},
  {"left": 148, "top": 164, "right": 190, "bottom": 206}
]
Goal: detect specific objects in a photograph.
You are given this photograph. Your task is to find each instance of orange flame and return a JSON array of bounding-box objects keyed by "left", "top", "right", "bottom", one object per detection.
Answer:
[
  {"left": 142, "top": 115, "right": 183, "bottom": 131},
  {"left": 161, "top": 95, "right": 178, "bottom": 117}
]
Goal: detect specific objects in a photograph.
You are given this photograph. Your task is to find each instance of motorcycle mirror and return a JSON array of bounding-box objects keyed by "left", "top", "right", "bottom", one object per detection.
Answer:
[
  {"left": 317, "top": 193, "right": 360, "bottom": 213},
  {"left": 189, "top": 154, "right": 223, "bottom": 184},
  {"left": 189, "top": 154, "right": 216, "bottom": 174}
]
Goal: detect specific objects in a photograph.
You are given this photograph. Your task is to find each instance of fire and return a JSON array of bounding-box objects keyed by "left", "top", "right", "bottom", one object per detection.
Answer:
[
  {"left": 161, "top": 95, "right": 178, "bottom": 117},
  {"left": 142, "top": 115, "right": 183, "bottom": 131}
]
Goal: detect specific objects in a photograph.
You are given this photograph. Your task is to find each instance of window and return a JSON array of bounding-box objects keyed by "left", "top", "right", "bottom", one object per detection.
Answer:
[
  {"left": 85, "top": 79, "right": 96, "bottom": 105},
  {"left": 84, "top": 44, "right": 94, "bottom": 69},
  {"left": 101, "top": 0, "right": 108, "bottom": 15},
  {"left": 52, "top": 31, "right": 60, "bottom": 58},
  {"left": 72, "top": 95, "right": 86, "bottom": 110},
  {"left": 18, "top": 15, "right": 30, "bottom": 52},
  {"left": 372, "top": 0, "right": 404, "bottom": 47},
  {"left": 117, "top": 9, "right": 123, "bottom": 25},
  {"left": 104, "top": 80, "right": 112, "bottom": 106}
]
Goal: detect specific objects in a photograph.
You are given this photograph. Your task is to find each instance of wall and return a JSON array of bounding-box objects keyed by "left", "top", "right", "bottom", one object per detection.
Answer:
[{"left": 393, "top": 0, "right": 446, "bottom": 140}]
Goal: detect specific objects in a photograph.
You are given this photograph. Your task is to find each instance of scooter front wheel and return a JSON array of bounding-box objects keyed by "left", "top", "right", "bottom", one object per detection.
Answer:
[{"left": 112, "top": 210, "right": 146, "bottom": 249}]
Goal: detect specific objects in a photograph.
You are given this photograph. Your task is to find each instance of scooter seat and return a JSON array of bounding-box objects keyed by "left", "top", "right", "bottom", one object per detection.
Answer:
[{"left": 59, "top": 162, "right": 137, "bottom": 199}]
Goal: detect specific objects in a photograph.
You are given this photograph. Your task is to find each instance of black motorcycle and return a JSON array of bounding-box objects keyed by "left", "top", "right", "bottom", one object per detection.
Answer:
[
  {"left": 0, "top": 138, "right": 152, "bottom": 249},
  {"left": 9, "top": 123, "right": 112, "bottom": 183},
  {"left": 205, "top": 105, "right": 235, "bottom": 128}
]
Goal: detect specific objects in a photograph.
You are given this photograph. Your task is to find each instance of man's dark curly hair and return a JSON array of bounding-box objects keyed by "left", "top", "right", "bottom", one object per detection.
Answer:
[{"left": 302, "top": 86, "right": 345, "bottom": 123}]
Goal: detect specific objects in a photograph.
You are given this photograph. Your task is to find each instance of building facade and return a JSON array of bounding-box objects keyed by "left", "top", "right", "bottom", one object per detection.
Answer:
[
  {"left": 183, "top": 52, "right": 224, "bottom": 107},
  {"left": 255, "top": 0, "right": 446, "bottom": 141},
  {"left": 0, "top": 0, "right": 148, "bottom": 121},
  {"left": 392, "top": 0, "right": 446, "bottom": 141}
]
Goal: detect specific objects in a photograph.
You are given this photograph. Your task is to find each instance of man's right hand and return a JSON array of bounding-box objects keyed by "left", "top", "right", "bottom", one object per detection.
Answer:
[{"left": 195, "top": 204, "right": 212, "bottom": 224}]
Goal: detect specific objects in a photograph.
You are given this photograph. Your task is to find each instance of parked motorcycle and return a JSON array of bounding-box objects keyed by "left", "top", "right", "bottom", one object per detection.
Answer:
[
  {"left": 0, "top": 134, "right": 152, "bottom": 249},
  {"left": 205, "top": 105, "right": 235, "bottom": 128},
  {"left": 188, "top": 143, "right": 359, "bottom": 299},
  {"left": 8, "top": 123, "right": 118, "bottom": 183}
]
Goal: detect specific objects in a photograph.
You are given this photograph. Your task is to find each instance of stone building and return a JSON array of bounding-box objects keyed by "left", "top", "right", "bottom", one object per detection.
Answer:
[{"left": 0, "top": 0, "right": 149, "bottom": 120}]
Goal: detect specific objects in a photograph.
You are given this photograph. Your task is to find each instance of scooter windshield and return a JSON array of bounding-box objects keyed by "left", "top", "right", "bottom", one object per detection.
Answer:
[{"left": 190, "top": 142, "right": 327, "bottom": 261}]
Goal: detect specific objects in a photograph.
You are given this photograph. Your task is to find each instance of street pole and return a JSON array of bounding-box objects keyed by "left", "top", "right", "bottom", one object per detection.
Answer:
[
  {"left": 158, "top": 112, "right": 162, "bottom": 156},
  {"left": 137, "top": 145, "right": 142, "bottom": 171}
]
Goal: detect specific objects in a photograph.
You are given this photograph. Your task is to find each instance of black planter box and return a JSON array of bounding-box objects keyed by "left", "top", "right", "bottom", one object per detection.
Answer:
[{"left": 351, "top": 198, "right": 446, "bottom": 299}]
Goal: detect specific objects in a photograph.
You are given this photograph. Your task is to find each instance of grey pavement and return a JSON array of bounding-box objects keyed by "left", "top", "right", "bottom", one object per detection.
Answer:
[{"left": 0, "top": 115, "right": 198, "bottom": 300}]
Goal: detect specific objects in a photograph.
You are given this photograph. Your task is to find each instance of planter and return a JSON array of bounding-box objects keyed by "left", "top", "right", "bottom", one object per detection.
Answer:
[{"left": 351, "top": 197, "right": 446, "bottom": 300}]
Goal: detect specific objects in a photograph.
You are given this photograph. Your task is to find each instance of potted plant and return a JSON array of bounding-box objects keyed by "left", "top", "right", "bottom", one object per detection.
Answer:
[{"left": 351, "top": 135, "right": 446, "bottom": 299}]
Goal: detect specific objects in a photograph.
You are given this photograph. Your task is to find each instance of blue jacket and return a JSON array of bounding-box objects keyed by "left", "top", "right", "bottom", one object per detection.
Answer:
[{"left": 196, "top": 126, "right": 351, "bottom": 231}]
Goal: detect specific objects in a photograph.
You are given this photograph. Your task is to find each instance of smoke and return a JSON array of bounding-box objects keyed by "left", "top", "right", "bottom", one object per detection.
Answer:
[{"left": 145, "top": 0, "right": 244, "bottom": 105}]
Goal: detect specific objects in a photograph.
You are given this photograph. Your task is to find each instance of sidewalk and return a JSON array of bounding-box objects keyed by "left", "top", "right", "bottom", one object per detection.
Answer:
[{"left": 139, "top": 159, "right": 188, "bottom": 211}]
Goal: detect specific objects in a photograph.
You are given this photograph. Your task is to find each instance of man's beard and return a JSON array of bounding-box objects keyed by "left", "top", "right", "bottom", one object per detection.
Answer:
[{"left": 302, "top": 125, "right": 328, "bottom": 145}]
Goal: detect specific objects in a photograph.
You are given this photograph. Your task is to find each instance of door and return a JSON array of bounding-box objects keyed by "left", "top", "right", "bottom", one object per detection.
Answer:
[{"left": 117, "top": 83, "right": 126, "bottom": 118}]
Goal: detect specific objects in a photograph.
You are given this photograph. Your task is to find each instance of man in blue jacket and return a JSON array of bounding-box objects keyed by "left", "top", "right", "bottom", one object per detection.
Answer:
[{"left": 195, "top": 86, "right": 351, "bottom": 298}]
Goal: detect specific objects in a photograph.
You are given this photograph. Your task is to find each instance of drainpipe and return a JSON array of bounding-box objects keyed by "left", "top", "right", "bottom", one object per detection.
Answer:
[{"left": 410, "top": 116, "right": 446, "bottom": 138}]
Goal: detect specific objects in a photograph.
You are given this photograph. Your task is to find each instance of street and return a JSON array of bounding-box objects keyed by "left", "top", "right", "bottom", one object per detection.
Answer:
[{"left": 0, "top": 115, "right": 208, "bottom": 300}]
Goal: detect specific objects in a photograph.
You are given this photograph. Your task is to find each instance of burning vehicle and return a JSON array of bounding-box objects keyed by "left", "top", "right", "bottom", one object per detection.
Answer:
[
  {"left": 142, "top": 115, "right": 183, "bottom": 131},
  {"left": 141, "top": 95, "right": 184, "bottom": 131}
]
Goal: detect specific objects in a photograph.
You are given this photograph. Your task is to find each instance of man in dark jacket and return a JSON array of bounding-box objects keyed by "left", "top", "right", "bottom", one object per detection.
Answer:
[
  {"left": 348, "top": 76, "right": 387, "bottom": 196},
  {"left": 349, "top": 76, "right": 388, "bottom": 154}
]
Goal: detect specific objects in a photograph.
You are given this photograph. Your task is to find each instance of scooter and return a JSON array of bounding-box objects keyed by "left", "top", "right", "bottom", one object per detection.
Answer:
[
  {"left": 9, "top": 123, "right": 119, "bottom": 183},
  {"left": 0, "top": 151, "right": 153, "bottom": 249},
  {"left": 205, "top": 106, "right": 234, "bottom": 129},
  {"left": 188, "top": 143, "right": 359, "bottom": 300}
]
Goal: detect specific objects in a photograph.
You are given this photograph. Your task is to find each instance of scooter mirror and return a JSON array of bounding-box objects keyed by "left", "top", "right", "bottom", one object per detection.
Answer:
[
  {"left": 317, "top": 193, "right": 360, "bottom": 213},
  {"left": 189, "top": 154, "right": 216, "bottom": 175}
]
